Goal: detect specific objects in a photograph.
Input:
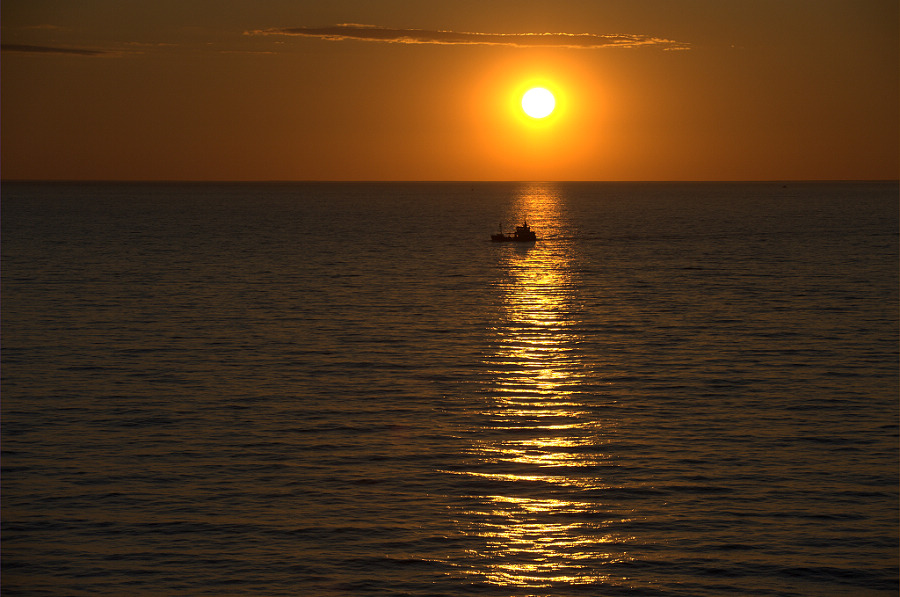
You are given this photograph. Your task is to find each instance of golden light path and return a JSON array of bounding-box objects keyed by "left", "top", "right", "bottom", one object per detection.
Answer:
[{"left": 453, "top": 184, "right": 633, "bottom": 589}]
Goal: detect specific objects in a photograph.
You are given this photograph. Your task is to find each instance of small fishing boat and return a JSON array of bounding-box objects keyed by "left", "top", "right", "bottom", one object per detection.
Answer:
[{"left": 491, "top": 220, "right": 537, "bottom": 242}]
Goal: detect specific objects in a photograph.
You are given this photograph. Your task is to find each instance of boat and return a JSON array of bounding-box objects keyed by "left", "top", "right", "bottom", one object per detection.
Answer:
[{"left": 491, "top": 220, "right": 537, "bottom": 242}]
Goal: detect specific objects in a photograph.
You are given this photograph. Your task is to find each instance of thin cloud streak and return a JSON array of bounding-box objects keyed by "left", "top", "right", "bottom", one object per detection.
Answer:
[
  {"left": 248, "top": 24, "right": 690, "bottom": 51},
  {"left": 1, "top": 43, "right": 109, "bottom": 56}
]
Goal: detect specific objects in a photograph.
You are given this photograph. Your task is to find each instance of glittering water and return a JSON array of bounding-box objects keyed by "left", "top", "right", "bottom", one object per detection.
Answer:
[{"left": 2, "top": 181, "right": 898, "bottom": 596}]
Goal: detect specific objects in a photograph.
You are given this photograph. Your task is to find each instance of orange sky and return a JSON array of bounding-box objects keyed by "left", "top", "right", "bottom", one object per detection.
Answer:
[{"left": 2, "top": 1, "right": 897, "bottom": 181}]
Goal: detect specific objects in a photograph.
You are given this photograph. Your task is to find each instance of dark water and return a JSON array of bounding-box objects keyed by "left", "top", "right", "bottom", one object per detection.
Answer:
[{"left": 2, "top": 181, "right": 898, "bottom": 596}]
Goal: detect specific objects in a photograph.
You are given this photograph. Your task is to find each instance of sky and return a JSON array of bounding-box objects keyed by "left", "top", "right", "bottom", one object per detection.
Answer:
[{"left": 2, "top": 0, "right": 897, "bottom": 181}]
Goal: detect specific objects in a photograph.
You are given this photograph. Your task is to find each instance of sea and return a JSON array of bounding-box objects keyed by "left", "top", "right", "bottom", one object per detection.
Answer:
[{"left": 2, "top": 181, "right": 898, "bottom": 596}]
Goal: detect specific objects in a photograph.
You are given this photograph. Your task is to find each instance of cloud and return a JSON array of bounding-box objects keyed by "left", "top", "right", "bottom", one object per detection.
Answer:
[
  {"left": 247, "top": 24, "right": 690, "bottom": 51},
  {"left": 22, "top": 24, "right": 66, "bottom": 31},
  {"left": 1, "top": 43, "right": 109, "bottom": 56}
]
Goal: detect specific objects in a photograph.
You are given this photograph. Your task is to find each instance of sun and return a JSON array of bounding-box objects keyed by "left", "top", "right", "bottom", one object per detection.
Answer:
[{"left": 521, "top": 87, "right": 555, "bottom": 119}]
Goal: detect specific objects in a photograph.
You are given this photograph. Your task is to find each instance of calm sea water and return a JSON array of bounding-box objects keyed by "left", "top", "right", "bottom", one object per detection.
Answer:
[{"left": 2, "top": 181, "right": 898, "bottom": 596}]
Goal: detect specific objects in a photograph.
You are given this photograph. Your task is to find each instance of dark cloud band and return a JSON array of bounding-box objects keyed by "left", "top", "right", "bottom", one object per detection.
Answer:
[
  {"left": 1, "top": 43, "right": 108, "bottom": 56},
  {"left": 248, "top": 24, "right": 690, "bottom": 50}
]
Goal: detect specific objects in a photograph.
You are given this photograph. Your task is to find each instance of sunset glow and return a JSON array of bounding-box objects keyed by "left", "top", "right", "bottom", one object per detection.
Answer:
[
  {"left": 2, "top": 1, "right": 897, "bottom": 593},
  {"left": 1, "top": 2, "right": 896, "bottom": 180}
]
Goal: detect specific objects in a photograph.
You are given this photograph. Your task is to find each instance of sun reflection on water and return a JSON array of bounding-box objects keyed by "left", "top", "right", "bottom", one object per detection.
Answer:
[{"left": 453, "top": 184, "right": 630, "bottom": 589}]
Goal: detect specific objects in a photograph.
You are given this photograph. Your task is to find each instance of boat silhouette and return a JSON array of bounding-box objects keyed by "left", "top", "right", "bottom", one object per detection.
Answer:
[{"left": 491, "top": 220, "right": 537, "bottom": 243}]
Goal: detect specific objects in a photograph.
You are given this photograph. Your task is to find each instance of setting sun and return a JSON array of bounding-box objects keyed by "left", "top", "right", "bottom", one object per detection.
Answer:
[{"left": 522, "top": 87, "right": 556, "bottom": 119}]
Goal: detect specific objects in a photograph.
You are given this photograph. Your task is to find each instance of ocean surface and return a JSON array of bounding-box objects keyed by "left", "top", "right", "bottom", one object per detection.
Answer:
[{"left": 2, "top": 181, "right": 898, "bottom": 596}]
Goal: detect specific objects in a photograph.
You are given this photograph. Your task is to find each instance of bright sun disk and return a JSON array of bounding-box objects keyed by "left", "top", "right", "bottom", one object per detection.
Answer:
[{"left": 522, "top": 87, "right": 555, "bottom": 119}]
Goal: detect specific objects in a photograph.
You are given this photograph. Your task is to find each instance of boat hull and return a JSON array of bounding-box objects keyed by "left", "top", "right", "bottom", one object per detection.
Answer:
[{"left": 491, "top": 234, "right": 536, "bottom": 242}]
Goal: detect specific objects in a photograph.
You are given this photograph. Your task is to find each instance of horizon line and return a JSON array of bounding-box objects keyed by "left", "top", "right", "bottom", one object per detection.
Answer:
[{"left": 2, "top": 178, "right": 898, "bottom": 184}]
